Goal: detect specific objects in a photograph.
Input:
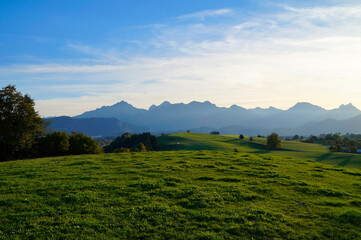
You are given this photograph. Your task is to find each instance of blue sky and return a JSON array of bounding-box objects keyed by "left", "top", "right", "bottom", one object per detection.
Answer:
[{"left": 1, "top": 0, "right": 361, "bottom": 116}]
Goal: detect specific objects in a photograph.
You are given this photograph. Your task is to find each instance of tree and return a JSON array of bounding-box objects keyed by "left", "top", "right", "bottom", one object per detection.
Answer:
[
  {"left": 267, "top": 132, "right": 282, "bottom": 150},
  {"left": 249, "top": 137, "right": 254, "bottom": 142},
  {"left": 69, "top": 132, "right": 103, "bottom": 155},
  {"left": 0, "top": 85, "right": 45, "bottom": 160},
  {"left": 37, "top": 131, "right": 70, "bottom": 156},
  {"left": 186, "top": 130, "right": 191, "bottom": 133},
  {"left": 336, "top": 144, "right": 343, "bottom": 152},
  {"left": 138, "top": 143, "right": 147, "bottom": 152},
  {"left": 239, "top": 134, "right": 244, "bottom": 140},
  {"left": 350, "top": 146, "right": 357, "bottom": 154},
  {"left": 210, "top": 131, "right": 220, "bottom": 135},
  {"left": 292, "top": 135, "right": 300, "bottom": 140},
  {"left": 103, "top": 132, "right": 157, "bottom": 153}
]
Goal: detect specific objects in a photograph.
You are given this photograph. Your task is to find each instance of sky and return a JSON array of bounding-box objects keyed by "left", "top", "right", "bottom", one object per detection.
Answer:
[{"left": 1, "top": 0, "right": 361, "bottom": 117}]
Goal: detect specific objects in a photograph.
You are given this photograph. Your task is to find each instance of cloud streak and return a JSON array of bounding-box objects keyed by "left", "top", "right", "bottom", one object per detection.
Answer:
[
  {"left": 178, "top": 9, "right": 233, "bottom": 20},
  {"left": 2, "top": 4, "right": 361, "bottom": 116}
]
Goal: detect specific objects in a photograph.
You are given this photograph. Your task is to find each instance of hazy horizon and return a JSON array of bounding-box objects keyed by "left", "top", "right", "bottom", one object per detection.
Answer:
[
  {"left": 2, "top": 0, "right": 361, "bottom": 116},
  {"left": 43, "top": 99, "right": 358, "bottom": 118}
]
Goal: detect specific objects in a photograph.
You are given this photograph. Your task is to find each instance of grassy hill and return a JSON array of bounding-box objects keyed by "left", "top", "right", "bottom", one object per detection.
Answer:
[
  {"left": 158, "top": 133, "right": 361, "bottom": 170},
  {"left": 1, "top": 150, "right": 361, "bottom": 239}
]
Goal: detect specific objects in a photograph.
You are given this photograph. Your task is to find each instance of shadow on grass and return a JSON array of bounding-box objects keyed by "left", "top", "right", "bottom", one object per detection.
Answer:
[
  {"left": 338, "top": 157, "right": 352, "bottom": 167},
  {"left": 316, "top": 152, "right": 333, "bottom": 162},
  {"left": 242, "top": 141, "right": 298, "bottom": 154},
  {"left": 158, "top": 136, "right": 191, "bottom": 151}
]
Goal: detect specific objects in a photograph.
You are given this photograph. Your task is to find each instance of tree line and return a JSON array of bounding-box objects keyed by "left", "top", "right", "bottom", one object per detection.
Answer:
[
  {"left": 0, "top": 85, "right": 103, "bottom": 161},
  {"left": 0, "top": 85, "right": 159, "bottom": 161},
  {"left": 286, "top": 133, "right": 361, "bottom": 153},
  {"left": 104, "top": 132, "right": 158, "bottom": 153}
]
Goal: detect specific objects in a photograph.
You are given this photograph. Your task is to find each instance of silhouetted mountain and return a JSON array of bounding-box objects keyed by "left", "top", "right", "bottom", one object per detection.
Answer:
[
  {"left": 75, "top": 100, "right": 361, "bottom": 134},
  {"left": 47, "top": 116, "right": 148, "bottom": 137},
  {"left": 75, "top": 101, "right": 146, "bottom": 121}
]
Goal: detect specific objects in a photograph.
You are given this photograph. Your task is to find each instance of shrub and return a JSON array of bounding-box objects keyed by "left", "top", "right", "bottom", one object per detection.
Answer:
[
  {"left": 350, "top": 146, "right": 357, "bottom": 153},
  {"left": 69, "top": 132, "right": 103, "bottom": 155},
  {"left": 138, "top": 143, "right": 147, "bottom": 152},
  {"left": 37, "top": 131, "right": 70, "bottom": 156},
  {"left": 114, "top": 147, "right": 131, "bottom": 153},
  {"left": 329, "top": 145, "right": 337, "bottom": 151},
  {"left": 266, "top": 133, "right": 282, "bottom": 150}
]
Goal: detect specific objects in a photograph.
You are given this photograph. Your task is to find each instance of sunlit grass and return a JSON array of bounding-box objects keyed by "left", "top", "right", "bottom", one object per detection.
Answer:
[
  {"left": 1, "top": 150, "right": 361, "bottom": 239},
  {"left": 158, "top": 133, "right": 361, "bottom": 170}
]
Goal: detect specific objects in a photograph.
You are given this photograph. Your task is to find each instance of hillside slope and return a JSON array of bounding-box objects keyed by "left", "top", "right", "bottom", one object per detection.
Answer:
[
  {"left": 0, "top": 152, "right": 361, "bottom": 239},
  {"left": 158, "top": 133, "right": 361, "bottom": 169}
]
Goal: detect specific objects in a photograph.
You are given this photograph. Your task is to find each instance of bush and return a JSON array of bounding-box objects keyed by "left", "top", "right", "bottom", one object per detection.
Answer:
[
  {"left": 329, "top": 145, "right": 337, "bottom": 151},
  {"left": 114, "top": 147, "right": 130, "bottom": 153},
  {"left": 350, "top": 146, "right": 357, "bottom": 153},
  {"left": 267, "top": 133, "right": 282, "bottom": 150},
  {"left": 239, "top": 134, "right": 244, "bottom": 140},
  {"left": 37, "top": 131, "right": 70, "bottom": 157},
  {"left": 69, "top": 132, "right": 103, "bottom": 155},
  {"left": 138, "top": 143, "right": 147, "bottom": 152}
]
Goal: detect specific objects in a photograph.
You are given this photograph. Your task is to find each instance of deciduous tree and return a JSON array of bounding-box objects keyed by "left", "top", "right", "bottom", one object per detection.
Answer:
[
  {"left": 0, "top": 85, "right": 45, "bottom": 160},
  {"left": 267, "top": 132, "right": 282, "bottom": 150}
]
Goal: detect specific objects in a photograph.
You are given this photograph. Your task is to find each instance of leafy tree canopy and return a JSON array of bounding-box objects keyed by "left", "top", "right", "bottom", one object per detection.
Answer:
[
  {"left": 104, "top": 132, "right": 158, "bottom": 153},
  {"left": 0, "top": 85, "right": 45, "bottom": 160},
  {"left": 267, "top": 132, "right": 282, "bottom": 150}
]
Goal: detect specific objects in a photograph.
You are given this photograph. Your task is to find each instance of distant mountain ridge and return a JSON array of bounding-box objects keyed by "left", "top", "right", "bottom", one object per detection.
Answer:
[{"left": 73, "top": 100, "right": 361, "bottom": 135}]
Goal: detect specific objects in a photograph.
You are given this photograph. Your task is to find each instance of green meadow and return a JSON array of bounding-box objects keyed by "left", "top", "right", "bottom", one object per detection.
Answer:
[
  {"left": 159, "top": 133, "right": 361, "bottom": 170},
  {"left": 1, "top": 133, "right": 361, "bottom": 239}
]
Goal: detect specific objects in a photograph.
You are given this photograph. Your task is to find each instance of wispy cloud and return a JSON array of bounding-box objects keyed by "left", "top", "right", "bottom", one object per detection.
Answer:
[
  {"left": 3, "top": 4, "right": 361, "bottom": 116},
  {"left": 178, "top": 9, "right": 233, "bottom": 20}
]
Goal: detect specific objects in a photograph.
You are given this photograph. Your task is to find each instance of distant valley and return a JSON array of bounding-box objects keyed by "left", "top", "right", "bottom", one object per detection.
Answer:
[{"left": 47, "top": 101, "right": 361, "bottom": 136}]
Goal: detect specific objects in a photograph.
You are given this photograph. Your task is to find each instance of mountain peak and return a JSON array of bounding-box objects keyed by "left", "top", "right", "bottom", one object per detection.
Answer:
[
  {"left": 115, "top": 100, "right": 130, "bottom": 105},
  {"left": 160, "top": 101, "right": 171, "bottom": 106},
  {"left": 338, "top": 103, "right": 359, "bottom": 111},
  {"left": 288, "top": 102, "right": 325, "bottom": 111},
  {"left": 148, "top": 104, "right": 157, "bottom": 111}
]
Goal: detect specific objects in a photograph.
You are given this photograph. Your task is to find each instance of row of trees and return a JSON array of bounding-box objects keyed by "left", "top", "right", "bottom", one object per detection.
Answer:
[
  {"left": 0, "top": 85, "right": 102, "bottom": 161},
  {"left": 37, "top": 131, "right": 103, "bottom": 157},
  {"left": 104, "top": 132, "right": 158, "bottom": 153},
  {"left": 288, "top": 133, "right": 361, "bottom": 153}
]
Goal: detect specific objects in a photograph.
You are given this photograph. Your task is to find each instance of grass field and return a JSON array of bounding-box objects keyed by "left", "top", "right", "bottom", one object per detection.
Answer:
[
  {"left": 158, "top": 133, "right": 361, "bottom": 170},
  {"left": 1, "top": 133, "right": 361, "bottom": 239}
]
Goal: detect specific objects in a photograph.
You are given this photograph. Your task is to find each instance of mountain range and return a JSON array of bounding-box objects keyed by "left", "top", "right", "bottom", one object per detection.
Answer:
[{"left": 47, "top": 101, "right": 361, "bottom": 137}]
